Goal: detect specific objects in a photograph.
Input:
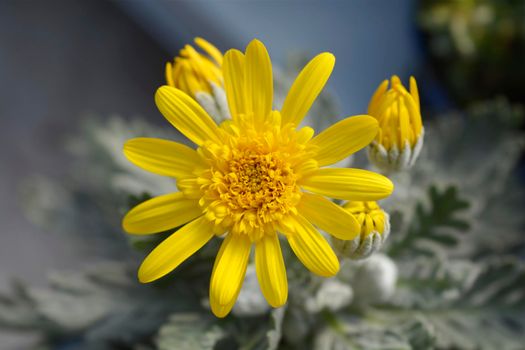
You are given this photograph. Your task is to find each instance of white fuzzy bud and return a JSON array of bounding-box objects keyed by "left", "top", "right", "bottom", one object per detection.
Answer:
[{"left": 351, "top": 254, "right": 398, "bottom": 304}]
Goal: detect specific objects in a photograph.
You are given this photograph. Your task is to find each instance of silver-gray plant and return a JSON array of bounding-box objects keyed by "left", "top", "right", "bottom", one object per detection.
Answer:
[{"left": 1, "top": 85, "right": 524, "bottom": 350}]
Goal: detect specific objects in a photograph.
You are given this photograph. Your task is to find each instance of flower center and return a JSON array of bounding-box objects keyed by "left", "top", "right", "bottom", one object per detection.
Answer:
[
  {"left": 198, "top": 140, "right": 302, "bottom": 241},
  {"left": 227, "top": 150, "right": 296, "bottom": 211}
]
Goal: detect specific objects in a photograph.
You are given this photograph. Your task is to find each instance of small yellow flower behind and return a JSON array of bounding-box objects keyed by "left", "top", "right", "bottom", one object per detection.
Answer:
[
  {"left": 332, "top": 201, "right": 390, "bottom": 260},
  {"left": 165, "top": 37, "right": 223, "bottom": 96},
  {"left": 367, "top": 76, "right": 424, "bottom": 172},
  {"left": 122, "top": 39, "right": 394, "bottom": 318},
  {"left": 165, "top": 37, "right": 229, "bottom": 122}
]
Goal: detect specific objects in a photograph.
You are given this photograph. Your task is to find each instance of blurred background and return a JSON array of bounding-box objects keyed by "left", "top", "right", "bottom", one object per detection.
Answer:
[{"left": 0, "top": 0, "right": 523, "bottom": 349}]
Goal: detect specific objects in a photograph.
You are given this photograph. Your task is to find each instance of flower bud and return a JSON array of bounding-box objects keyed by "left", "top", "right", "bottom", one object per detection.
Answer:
[
  {"left": 367, "top": 76, "right": 424, "bottom": 172},
  {"left": 165, "top": 37, "right": 230, "bottom": 122},
  {"left": 332, "top": 201, "right": 390, "bottom": 260},
  {"left": 351, "top": 254, "right": 398, "bottom": 304}
]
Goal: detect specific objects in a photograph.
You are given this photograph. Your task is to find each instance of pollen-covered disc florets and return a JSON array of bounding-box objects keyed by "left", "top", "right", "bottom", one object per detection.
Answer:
[
  {"left": 367, "top": 75, "right": 424, "bottom": 172},
  {"left": 182, "top": 116, "right": 315, "bottom": 242},
  {"left": 332, "top": 201, "right": 390, "bottom": 260}
]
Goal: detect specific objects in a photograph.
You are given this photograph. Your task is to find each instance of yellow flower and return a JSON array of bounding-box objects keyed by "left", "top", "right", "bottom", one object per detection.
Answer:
[
  {"left": 122, "top": 39, "right": 394, "bottom": 317},
  {"left": 332, "top": 201, "right": 390, "bottom": 260},
  {"left": 165, "top": 37, "right": 229, "bottom": 122},
  {"left": 367, "top": 76, "right": 424, "bottom": 172}
]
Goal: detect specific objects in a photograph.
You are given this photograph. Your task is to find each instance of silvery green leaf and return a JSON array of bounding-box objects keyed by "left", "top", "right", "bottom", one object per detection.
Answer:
[
  {"left": 398, "top": 317, "right": 436, "bottom": 349},
  {"left": 282, "top": 305, "right": 314, "bottom": 347},
  {"left": 262, "top": 307, "right": 286, "bottom": 350},
  {"left": 313, "top": 317, "right": 412, "bottom": 350},
  {"left": 305, "top": 278, "right": 353, "bottom": 313},
  {"left": 26, "top": 287, "right": 113, "bottom": 332},
  {"left": 227, "top": 307, "right": 286, "bottom": 350},
  {"left": 0, "top": 281, "right": 41, "bottom": 330},
  {"left": 67, "top": 116, "right": 177, "bottom": 197},
  {"left": 0, "top": 262, "right": 208, "bottom": 349},
  {"left": 156, "top": 313, "right": 225, "bottom": 350},
  {"left": 18, "top": 116, "right": 181, "bottom": 257},
  {"left": 385, "top": 99, "right": 525, "bottom": 258},
  {"left": 312, "top": 313, "right": 435, "bottom": 350},
  {"left": 387, "top": 185, "right": 470, "bottom": 258},
  {"left": 377, "top": 257, "right": 525, "bottom": 349}
]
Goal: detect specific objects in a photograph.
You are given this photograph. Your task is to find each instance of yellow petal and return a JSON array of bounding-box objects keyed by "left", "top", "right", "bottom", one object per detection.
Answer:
[
  {"left": 123, "top": 192, "right": 202, "bottom": 234},
  {"left": 300, "top": 168, "right": 394, "bottom": 201},
  {"left": 210, "top": 291, "right": 239, "bottom": 318},
  {"left": 209, "top": 237, "right": 243, "bottom": 318},
  {"left": 281, "top": 52, "right": 335, "bottom": 126},
  {"left": 368, "top": 79, "right": 389, "bottom": 115},
  {"left": 223, "top": 49, "right": 247, "bottom": 119},
  {"left": 398, "top": 99, "right": 410, "bottom": 143},
  {"left": 391, "top": 75, "right": 401, "bottom": 86},
  {"left": 280, "top": 215, "right": 339, "bottom": 277},
  {"left": 195, "top": 37, "right": 223, "bottom": 66},
  {"left": 244, "top": 39, "right": 273, "bottom": 121},
  {"left": 403, "top": 92, "right": 423, "bottom": 136},
  {"left": 409, "top": 76, "right": 423, "bottom": 135},
  {"left": 165, "top": 62, "right": 174, "bottom": 87},
  {"left": 255, "top": 234, "right": 288, "bottom": 307},
  {"left": 309, "top": 115, "right": 378, "bottom": 166},
  {"left": 138, "top": 216, "right": 214, "bottom": 283},
  {"left": 410, "top": 76, "right": 420, "bottom": 109},
  {"left": 123, "top": 138, "right": 205, "bottom": 177},
  {"left": 297, "top": 192, "right": 360, "bottom": 240},
  {"left": 155, "top": 86, "right": 222, "bottom": 146},
  {"left": 210, "top": 234, "right": 251, "bottom": 310}
]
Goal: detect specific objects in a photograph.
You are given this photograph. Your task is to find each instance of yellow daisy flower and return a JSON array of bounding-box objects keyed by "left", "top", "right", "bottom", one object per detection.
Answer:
[
  {"left": 122, "top": 39, "right": 394, "bottom": 317},
  {"left": 165, "top": 37, "right": 223, "bottom": 98},
  {"left": 367, "top": 76, "right": 424, "bottom": 172},
  {"left": 165, "top": 37, "right": 230, "bottom": 123}
]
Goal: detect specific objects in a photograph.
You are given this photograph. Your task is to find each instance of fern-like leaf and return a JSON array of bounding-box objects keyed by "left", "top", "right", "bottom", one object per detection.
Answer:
[{"left": 388, "top": 185, "right": 470, "bottom": 257}]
